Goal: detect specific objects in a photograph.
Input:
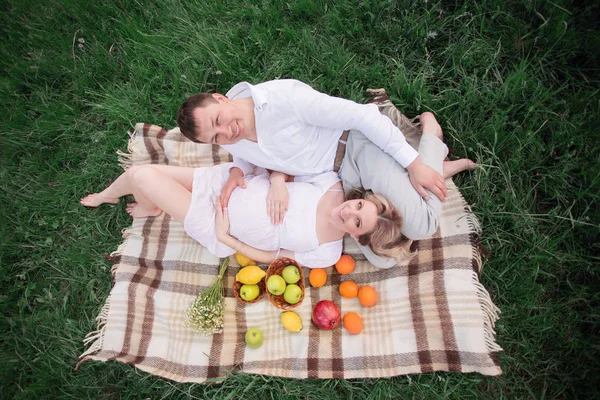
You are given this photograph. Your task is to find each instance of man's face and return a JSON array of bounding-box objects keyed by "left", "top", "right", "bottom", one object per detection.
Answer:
[{"left": 192, "top": 94, "right": 254, "bottom": 145}]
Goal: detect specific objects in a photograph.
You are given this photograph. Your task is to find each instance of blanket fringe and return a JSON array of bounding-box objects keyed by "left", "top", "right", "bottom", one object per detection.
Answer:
[
  {"left": 117, "top": 126, "right": 152, "bottom": 170},
  {"left": 78, "top": 295, "right": 112, "bottom": 363},
  {"left": 110, "top": 227, "right": 132, "bottom": 257},
  {"left": 473, "top": 271, "right": 503, "bottom": 353},
  {"left": 79, "top": 130, "right": 141, "bottom": 365},
  {"left": 458, "top": 189, "right": 484, "bottom": 274},
  {"left": 464, "top": 205, "right": 481, "bottom": 235}
]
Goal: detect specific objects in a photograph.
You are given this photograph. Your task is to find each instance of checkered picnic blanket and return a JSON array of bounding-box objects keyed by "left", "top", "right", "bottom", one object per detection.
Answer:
[{"left": 78, "top": 120, "right": 502, "bottom": 381}]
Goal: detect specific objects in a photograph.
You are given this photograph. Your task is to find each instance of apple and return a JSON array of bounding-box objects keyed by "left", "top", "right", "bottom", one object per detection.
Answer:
[
  {"left": 281, "top": 265, "right": 301, "bottom": 284},
  {"left": 245, "top": 327, "right": 264, "bottom": 349},
  {"left": 267, "top": 275, "right": 286, "bottom": 295},
  {"left": 239, "top": 284, "right": 260, "bottom": 301},
  {"left": 283, "top": 284, "right": 302, "bottom": 304}
]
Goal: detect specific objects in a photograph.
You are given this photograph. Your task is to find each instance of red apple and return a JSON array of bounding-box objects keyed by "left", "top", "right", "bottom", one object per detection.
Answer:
[{"left": 312, "top": 300, "right": 341, "bottom": 330}]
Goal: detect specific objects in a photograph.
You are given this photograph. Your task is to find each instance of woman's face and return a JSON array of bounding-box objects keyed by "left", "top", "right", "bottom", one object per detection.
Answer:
[{"left": 329, "top": 199, "right": 378, "bottom": 238}]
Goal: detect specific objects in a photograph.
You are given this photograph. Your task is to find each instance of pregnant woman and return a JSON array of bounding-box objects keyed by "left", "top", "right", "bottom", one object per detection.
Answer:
[{"left": 80, "top": 164, "right": 406, "bottom": 268}]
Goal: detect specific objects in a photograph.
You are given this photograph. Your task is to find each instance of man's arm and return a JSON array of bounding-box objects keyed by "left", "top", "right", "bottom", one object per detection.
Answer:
[
  {"left": 267, "top": 171, "right": 293, "bottom": 225},
  {"left": 290, "top": 82, "right": 446, "bottom": 200}
]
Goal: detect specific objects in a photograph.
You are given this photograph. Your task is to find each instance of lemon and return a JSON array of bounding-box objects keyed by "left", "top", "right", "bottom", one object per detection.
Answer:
[
  {"left": 281, "top": 311, "right": 303, "bottom": 332},
  {"left": 235, "top": 252, "right": 255, "bottom": 267},
  {"left": 235, "top": 265, "right": 266, "bottom": 284}
]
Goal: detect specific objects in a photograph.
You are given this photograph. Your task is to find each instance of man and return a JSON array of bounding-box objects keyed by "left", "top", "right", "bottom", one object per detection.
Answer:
[{"left": 177, "top": 79, "right": 448, "bottom": 267}]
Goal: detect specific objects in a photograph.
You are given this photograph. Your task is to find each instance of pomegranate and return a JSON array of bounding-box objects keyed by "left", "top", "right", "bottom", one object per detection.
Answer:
[{"left": 311, "top": 300, "right": 341, "bottom": 330}]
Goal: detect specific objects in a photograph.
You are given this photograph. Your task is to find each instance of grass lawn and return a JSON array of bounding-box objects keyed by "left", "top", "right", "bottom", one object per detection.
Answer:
[{"left": 1, "top": 0, "right": 598, "bottom": 398}]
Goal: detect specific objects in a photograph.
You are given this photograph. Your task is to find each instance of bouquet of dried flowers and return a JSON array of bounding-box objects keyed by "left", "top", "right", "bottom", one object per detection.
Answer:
[{"left": 184, "top": 257, "right": 229, "bottom": 335}]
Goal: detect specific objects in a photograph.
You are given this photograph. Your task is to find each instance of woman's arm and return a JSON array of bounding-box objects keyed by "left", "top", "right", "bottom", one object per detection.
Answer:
[{"left": 219, "top": 234, "right": 294, "bottom": 264}]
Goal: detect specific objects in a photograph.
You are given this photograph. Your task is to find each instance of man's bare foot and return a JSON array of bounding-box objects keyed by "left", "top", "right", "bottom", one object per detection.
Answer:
[
  {"left": 125, "top": 202, "right": 163, "bottom": 218},
  {"left": 443, "top": 159, "right": 477, "bottom": 179},
  {"left": 419, "top": 112, "right": 443, "bottom": 140},
  {"left": 80, "top": 193, "right": 119, "bottom": 207}
]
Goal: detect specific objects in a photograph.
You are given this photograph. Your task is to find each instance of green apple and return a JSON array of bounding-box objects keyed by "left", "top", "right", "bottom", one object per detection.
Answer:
[
  {"left": 283, "top": 284, "right": 303, "bottom": 304},
  {"left": 245, "top": 327, "right": 264, "bottom": 349},
  {"left": 267, "top": 275, "right": 286, "bottom": 295},
  {"left": 281, "top": 265, "right": 301, "bottom": 284},
  {"left": 239, "top": 284, "right": 260, "bottom": 301}
]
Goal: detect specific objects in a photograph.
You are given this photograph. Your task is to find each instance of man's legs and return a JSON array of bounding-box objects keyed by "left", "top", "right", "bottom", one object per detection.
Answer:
[{"left": 366, "top": 88, "right": 422, "bottom": 150}]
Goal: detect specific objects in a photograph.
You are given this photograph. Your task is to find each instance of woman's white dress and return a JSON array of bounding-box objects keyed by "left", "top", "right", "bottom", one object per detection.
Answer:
[{"left": 183, "top": 163, "right": 343, "bottom": 268}]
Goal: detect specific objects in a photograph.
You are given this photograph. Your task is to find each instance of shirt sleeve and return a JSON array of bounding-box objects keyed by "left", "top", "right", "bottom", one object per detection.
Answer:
[
  {"left": 230, "top": 156, "right": 256, "bottom": 176},
  {"left": 290, "top": 81, "right": 418, "bottom": 168},
  {"left": 293, "top": 240, "right": 343, "bottom": 269}
]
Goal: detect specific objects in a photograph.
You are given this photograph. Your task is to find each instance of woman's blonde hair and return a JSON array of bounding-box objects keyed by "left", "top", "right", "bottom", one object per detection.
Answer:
[{"left": 346, "top": 188, "right": 416, "bottom": 264}]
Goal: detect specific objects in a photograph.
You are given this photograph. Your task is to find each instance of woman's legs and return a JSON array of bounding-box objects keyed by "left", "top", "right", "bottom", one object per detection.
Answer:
[{"left": 80, "top": 165, "right": 196, "bottom": 223}]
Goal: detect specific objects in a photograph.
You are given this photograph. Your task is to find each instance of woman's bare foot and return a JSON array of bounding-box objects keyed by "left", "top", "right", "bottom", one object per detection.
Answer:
[
  {"left": 80, "top": 193, "right": 119, "bottom": 207},
  {"left": 125, "top": 202, "right": 163, "bottom": 218},
  {"left": 443, "top": 159, "right": 477, "bottom": 179},
  {"left": 419, "top": 112, "right": 443, "bottom": 139}
]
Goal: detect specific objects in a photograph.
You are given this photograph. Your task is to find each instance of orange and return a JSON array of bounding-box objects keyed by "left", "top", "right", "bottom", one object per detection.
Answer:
[
  {"left": 339, "top": 281, "right": 359, "bottom": 299},
  {"left": 309, "top": 268, "right": 327, "bottom": 288},
  {"left": 343, "top": 312, "right": 363, "bottom": 334},
  {"left": 335, "top": 255, "right": 355, "bottom": 274},
  {"left": 358, "top": 285, "right": 377, "bottom": 307}
]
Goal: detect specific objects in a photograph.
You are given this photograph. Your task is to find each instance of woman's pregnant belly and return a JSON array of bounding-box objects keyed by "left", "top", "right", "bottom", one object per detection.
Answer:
[{"left": 227, "top": 174, "right": 279, "bottom": 251}]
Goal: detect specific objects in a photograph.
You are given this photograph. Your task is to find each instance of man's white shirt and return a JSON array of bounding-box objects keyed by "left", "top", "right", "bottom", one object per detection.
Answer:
[{"left": 222, "top": 79, "right": 418, "bottom": 177}]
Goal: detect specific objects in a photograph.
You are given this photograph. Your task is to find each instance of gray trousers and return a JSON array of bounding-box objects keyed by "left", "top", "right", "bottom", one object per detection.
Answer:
[{"left": 338, "top": 106, "right": 449, "bottom": 268}]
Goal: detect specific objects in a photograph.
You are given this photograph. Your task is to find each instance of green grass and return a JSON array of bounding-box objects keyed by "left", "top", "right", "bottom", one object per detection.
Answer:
[{"left": 1, "top": 0, "right": 598, "bottom": 398}]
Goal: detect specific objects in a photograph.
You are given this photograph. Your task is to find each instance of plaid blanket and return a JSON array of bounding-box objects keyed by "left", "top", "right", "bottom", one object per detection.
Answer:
[{"left": 79, "top": 117, "right": 502, "bottom": 381}]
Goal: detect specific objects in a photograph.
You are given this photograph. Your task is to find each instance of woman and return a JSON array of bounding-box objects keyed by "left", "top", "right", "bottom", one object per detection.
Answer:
[{"left": 80, "top": 159, "right": 472, "bottom": 269}]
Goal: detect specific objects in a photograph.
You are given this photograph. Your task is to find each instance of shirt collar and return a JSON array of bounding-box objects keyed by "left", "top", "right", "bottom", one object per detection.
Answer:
[{"left": 226, "top": 81, "right": 268, "bottom": 111}]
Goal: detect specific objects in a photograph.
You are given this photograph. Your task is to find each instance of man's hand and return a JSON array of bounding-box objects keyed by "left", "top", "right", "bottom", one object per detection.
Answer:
[
  {"left": 267, "top": 172, "right": 289, "bottom": 225},
  {"left": 215, "top": 196, "right": 230, "bottom": 241},
  {"left": 220, "top": 167, "right": 246, "bottom": 208},
  {"left": 406, "top": 158, "right": 447, "bottom": 202}
]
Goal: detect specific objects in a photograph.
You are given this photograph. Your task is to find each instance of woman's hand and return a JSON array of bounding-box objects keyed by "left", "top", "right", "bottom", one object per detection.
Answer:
[
  {"left": 220, "top": 167, "right": 247, "bottom": 208},
  {"left": 215, "top": 196, "right": 231, "bottom": 241},
  {"left": 267, "top": 172, "right": 289, "bottom": 225}
]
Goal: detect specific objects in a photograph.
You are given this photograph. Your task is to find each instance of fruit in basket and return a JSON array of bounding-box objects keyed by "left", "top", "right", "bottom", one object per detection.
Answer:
[
  {"left": 308, "top": 268, "right": 327, "bottom": 288},
  {"left": 281, "top": 265, "right": 301, "bottom": 284},
  {"left": 239, "top": 284, "right": 260, "bottom": 301},
  {"left": 267, "top": 275, "right": 286, "bottom": 295},
  {"left": 312, "top": 300, "right": 341, "bottom": 330},
  {"left": 358, "top": 285, "right": 377, "bottom": 307},
  {"left": 281, "top": 311, "right": 303, "bottom": 332},
  {"left": 335, "top": 255, "right": 355, "bottom": 274},
  {"left": 343, "top": 312, "right": 363, "bottom": 334},
  {"left": 236, "top": 265, "right": 266, "bottom": 284},
  {"left": 283, "top": 284, "right": 302, "bottom": 304},
  {"left": 235, "top": 252, "right": 255, "bottom": 267},
  {"left": 245, "top": 327, "right": 264, "bottom": 348},
  {"left": 339, "top": 281, "right": 359, "bottom": 299}
]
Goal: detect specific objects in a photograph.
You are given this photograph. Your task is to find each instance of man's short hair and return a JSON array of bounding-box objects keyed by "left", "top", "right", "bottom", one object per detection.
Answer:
[{"left": 177, "top": 93, "right": 218, "bottom": 143}]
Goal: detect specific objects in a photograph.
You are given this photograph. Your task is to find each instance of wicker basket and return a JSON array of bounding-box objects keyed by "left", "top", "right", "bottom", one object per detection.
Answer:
[
  {"left": 233, "top": 277, "right": 266, "bottom": 304},
  {"left": 265, "top": 257, "right": 305, "bottom": 310}
]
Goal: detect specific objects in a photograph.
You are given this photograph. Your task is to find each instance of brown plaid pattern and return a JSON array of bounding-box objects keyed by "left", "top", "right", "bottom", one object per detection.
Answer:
[{"left": 78, "top": 118, "right": 502, "bottom": 381}]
